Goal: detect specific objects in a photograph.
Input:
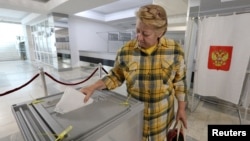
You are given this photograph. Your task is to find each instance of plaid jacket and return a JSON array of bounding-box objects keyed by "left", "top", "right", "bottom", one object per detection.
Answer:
[{"left": 102, "top": 37, "right": 187, "bottom": 141}]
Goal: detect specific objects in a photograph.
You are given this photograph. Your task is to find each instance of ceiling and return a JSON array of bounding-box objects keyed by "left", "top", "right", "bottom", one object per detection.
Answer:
[{"left": 0, "top": 0, "right": 188, "bottom": 30}]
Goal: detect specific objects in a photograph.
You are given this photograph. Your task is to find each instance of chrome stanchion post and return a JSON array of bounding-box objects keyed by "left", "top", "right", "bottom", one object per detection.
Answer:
[
  {"left": 39, "top": 67, "right": 48, "bottom": 96},
  {"left": 99, "top": 63, "right": 102, "bottom": 78}
]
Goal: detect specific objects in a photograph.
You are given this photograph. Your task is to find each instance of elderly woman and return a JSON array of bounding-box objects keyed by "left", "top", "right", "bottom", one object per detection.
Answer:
[{"left": 81, "top": 4, "right": 187, "bottom": 141}]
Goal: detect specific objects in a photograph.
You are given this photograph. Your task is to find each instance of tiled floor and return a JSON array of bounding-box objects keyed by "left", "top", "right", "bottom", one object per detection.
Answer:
[{"left": 0, "top": 60, "right": 249, "bottom": 141}]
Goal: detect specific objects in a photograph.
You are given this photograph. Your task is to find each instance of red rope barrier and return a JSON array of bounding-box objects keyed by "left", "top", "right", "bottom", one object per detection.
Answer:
[
  {"left": 0, "top": 67, "right": 101, "bottom": 96},
  {"left": 0, "top": 73, "right": 40, "bottom": 96},
  {"left": 44, "top": 68, "right": 99, "bottom": 86},
  {"left": 102, "top": 67, "right": 108, "bottom": 74}
]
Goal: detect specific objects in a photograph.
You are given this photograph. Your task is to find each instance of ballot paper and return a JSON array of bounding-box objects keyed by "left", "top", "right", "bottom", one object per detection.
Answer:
[{"left": 54, "top": 87, "right": 93, "bottom": 114}]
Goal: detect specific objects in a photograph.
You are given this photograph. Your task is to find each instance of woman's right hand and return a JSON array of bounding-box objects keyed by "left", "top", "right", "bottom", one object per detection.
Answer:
[
  {"left": 80, "top": 86, "right": 95, "bottom": 103},
  {"left": 80, "top": 80, "right": 107, "bottom": 103}
]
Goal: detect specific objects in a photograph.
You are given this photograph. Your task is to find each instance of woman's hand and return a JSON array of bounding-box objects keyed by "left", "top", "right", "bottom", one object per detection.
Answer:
[
  {"left": 176, "top": 101, "right": 187, "bottom": 128},
  {"left": 80, "top": 86, "right": 95, "bottom": 103},
  {"left": 80, "top": 80, "right": 107, "bottom": 103}
]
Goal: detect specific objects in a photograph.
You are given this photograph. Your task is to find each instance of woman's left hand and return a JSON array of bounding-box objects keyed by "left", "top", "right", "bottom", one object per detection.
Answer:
[{"left": 176, "top": 101, "right": 187, "bottom": 128}]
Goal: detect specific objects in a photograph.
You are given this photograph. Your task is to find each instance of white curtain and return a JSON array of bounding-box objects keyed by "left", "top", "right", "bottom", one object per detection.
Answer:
[
  {"left": 184, "top": 18, "right": 198, "bottom": 91},
  {"left": 194, "top": 13, "right": 250, "bottom": 104}
]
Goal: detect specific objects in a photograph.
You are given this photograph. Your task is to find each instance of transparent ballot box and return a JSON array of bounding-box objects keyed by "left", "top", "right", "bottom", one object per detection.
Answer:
[{"left": 12, "top": 90, "right": 144, "bottom": 141}]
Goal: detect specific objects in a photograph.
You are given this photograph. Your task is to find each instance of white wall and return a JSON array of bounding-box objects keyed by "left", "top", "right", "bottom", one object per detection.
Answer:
[
  {"left": 0, "top": 23, "right": 24, "bottom": 61},
  {"left": 68, "top": 16, "right": 121, "bottom": 68}
]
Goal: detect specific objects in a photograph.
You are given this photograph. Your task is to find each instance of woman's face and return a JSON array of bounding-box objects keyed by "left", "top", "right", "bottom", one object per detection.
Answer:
[{"left": 136, "top": 20, "right": 161, "bottom": 48}]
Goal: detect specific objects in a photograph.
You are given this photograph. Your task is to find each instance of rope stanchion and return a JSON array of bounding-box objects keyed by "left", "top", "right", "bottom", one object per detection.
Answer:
[
  {"left": 39, "top": 67, "right": 48, "bottom": 96},
  {"left": 98, "top": 63, "right": 102, "bottom": 78},
  {"left": 102, "top": 67, "right": 109, "bottom": 74},
  {"left": 0, "top": 73, "right": 40, "bottom": 96},
  {"left": 44, "top": 68, "right": 99, "bottom": 86}
]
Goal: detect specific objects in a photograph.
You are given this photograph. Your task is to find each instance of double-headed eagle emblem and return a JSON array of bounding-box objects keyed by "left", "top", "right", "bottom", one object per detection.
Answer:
[{"left": 211, "top": 49, "right": 229, "bottom": 67}]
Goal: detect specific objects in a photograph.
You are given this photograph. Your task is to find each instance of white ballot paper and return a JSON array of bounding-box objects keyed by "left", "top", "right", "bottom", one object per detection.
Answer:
[{"left": 54, "top": 87, "right": 93, "bottom": 114}]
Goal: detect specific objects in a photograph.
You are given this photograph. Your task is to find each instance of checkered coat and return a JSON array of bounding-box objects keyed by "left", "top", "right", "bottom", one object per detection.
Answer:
[{"left": 102, "top": 37, "right": 187, "bottom": 141}]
